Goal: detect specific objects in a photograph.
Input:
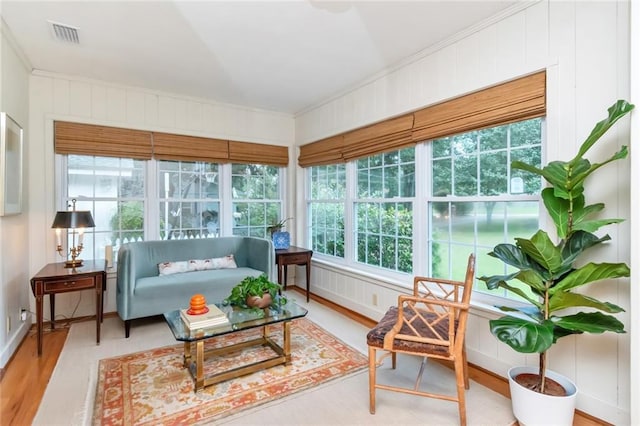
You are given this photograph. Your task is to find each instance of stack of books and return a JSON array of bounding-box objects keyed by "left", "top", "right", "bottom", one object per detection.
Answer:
[{"left": 180, "top": 304, "right": 230, "bottom": 330}]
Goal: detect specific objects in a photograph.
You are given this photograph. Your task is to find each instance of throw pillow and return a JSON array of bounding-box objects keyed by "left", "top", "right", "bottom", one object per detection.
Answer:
[
  {"left": 158, "top": 260, "right": 190, "bottom": 276},
  {"left": 158, "top": 255, "right": 237, "bottom": 276},
  {"left": 207, "top": 254, "right": 238, "bottom": 270}
]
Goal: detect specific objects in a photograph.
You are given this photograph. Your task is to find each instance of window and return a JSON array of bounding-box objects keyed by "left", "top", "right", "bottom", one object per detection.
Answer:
[
  {"left": 158, "top": 160, "right": 220, "bottom": 239},
  {"left": 61, "top": 156, "right": 284, "bottom": 262},
  {"left": 308, "top": 164, "right": 346, "bottom": 257},
  {"left": 231, "top": 164, "right": 281, "bottom": 238},
  {"left": 354, "top": 147, "right": 415, "bottom": 273},
  {"left": 429, "top": 118, "right": 543, "bottom": 296},
  {"left": 305, "top": 118, "right": 542, "bottom": 298},
  {"left": 65, "top": 155, "right": 145, "bottom": 260}
]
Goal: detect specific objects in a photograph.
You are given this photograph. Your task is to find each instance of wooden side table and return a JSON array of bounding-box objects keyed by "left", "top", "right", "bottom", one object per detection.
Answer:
[
  {"left": 275, "top": 246, "right": 313, "bottom": 302},
  {"left": 30, "top": 259, "right": 106, "bottom": 356}
]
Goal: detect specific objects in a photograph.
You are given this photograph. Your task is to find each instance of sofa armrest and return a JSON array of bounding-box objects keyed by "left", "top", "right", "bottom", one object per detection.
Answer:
[
  {"left": 116, "top": 244, "right": 141, "bottom": 319},
  {"left": 245, "top": 237, "right": 275, "bottom": 281}
]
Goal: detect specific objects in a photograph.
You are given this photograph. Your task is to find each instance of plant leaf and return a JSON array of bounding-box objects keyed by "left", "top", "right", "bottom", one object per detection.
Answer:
[
  {"left": 551, "top": 312, "right": 626, "bottom": 334},
  {"left": 478, "top": 271, "right": 519, "bottom": 291},
  {"left": 561, "top": 231, "right": 610, "bottom": 266},
  {"left": 511, "top": 160, "right": 545, "bottom": 179},
  {"left": 567, "top": 147, "right": 629, "bottom": 194},
  {"left": 572, "top": 100, "right": 635, "bottom": 161},
  {"left": 489, "top": 316, "right": 554, "bottom": 353},
  {"left": 478, "top": 272, "right": 541, "bottom": 303},
  {"left": 488, "top": 244, "right": 532, "bottom": 269},
  {"left": 548, "top": 291, "right": 625, "bottom": 313},
  {"left": 573, "top": 218, "right": 624, "bottom": 234},
  {"left": 551, "top": 325, "right": 581, "bottom": 342},
  {"left": 551, "top": 262, "right": 630, "bottom": 294},
  {"left": 496, "top": 305, "right": 544, "bottom": 321},
  {"left": 541, "top": 188, "right": 568, "bottom": 238},
  {"left": 516, "top": 230, "right": 562, "bottom": 273},
  {"left": 571, "top": 201, "right": 602, "bottom": 227},
  {"left": 513, "top": 269, "right": 547, "bottom": 293},
  {"left": 518, "top": 161, "right": 567, "bottom": 190}
]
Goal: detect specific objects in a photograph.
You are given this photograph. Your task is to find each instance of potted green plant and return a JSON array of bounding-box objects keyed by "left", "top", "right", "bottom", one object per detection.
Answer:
[
  {"left": 478, "top": 100, "right": 634, "bottom": 425},
  {"left": 225, "top": 274, "right": 287, "bottom": 310},
  {"left": 267, "top": 217, "right": 292, "bottom": 235},
  {"left": 268, "top": 217, "right": 292, "bottom": 249}
]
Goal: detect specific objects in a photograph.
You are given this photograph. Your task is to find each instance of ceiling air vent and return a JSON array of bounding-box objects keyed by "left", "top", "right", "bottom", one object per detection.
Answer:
[{"left": 48, "top": 21, "right": 80, "bottom": 44}]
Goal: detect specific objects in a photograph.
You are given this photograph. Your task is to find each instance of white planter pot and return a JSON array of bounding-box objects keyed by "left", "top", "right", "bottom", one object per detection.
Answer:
[{"left": 508, "top": 366, "right": 577, "bottom": 426}]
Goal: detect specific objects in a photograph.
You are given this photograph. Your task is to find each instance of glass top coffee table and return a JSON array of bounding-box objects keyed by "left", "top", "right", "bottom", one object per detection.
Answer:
[{"left": 164, "top": 301, "right": 308, "bottom": 392}]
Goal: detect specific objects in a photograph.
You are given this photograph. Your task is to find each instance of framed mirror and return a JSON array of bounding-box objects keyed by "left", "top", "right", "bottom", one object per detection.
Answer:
[{"left": 0, "top": 112, "right": 23, "bottom": 216}]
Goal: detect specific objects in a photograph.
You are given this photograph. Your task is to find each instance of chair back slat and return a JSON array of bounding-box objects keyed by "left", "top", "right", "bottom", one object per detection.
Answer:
[{"left": 389, "top": 254, "right": 476, "bottom": 356}]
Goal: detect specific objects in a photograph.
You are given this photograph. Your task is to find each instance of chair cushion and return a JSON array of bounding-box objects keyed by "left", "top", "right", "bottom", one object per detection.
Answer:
[{"left": 366, "top": 306, "right": 453, "bottom": 356}]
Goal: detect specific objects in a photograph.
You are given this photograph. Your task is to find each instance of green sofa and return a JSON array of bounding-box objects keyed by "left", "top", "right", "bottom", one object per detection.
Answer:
[{"left": 116, "top": 236, "right": 274, "bottom": 337}]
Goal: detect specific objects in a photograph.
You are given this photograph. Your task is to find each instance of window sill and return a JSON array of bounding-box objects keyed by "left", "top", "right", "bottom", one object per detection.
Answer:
[{"left": 310, "top": 257, "right": 528, "bottom": 319}]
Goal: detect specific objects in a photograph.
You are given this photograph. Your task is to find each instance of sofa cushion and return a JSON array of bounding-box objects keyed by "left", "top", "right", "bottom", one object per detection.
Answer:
[{"left": 134, "top": 267, "right": 264, "bottom": 312}]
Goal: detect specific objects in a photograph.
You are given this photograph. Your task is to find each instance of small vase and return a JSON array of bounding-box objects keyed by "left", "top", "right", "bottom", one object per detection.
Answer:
[
  {"left": 272, "top": 231, "right": 290, "bottom": 249},
  {"left": 246, "top": 293, "right": 272, "bottom": 309}
]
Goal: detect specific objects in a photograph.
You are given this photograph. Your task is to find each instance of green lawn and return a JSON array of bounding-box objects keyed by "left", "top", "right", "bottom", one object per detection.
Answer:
[{"left": 432, "top": 210, "right": 539, "bottom": 300}]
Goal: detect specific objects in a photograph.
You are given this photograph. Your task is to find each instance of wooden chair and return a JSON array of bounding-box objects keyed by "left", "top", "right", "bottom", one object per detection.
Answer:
[{"left": 366, "top": 254, "right": 475, "bottom": 426}]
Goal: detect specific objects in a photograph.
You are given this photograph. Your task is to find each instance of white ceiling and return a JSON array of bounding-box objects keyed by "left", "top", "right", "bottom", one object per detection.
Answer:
[{"left": 1, "top": 1, "right": 520, "bottom": 115}]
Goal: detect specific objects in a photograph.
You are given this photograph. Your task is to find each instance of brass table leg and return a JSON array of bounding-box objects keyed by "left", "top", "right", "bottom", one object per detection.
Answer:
[
  {"left": 195, "top": 340, "right": 204, "bottom": 391},
  {"left": 183, "top": 342, "right": 192, "bottom": 367},
  {"left": 284, "top": 320, "right": 292, "bottom": 364}
]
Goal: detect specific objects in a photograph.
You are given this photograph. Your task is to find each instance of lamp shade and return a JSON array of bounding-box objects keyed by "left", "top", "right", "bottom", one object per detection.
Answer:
[{"left": 51, "top": 210, "right": 95, "bottom": 229}]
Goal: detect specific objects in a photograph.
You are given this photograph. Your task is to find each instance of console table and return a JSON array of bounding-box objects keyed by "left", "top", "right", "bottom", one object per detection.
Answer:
[
  {"left": 275, "top": 246, "right": 313, "bottom": 302},
  {"left": 30, "top": 260, "right": 106, "bottom": 356}
]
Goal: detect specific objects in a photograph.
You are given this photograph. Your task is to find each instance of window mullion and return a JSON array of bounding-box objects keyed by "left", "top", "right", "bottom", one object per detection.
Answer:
[
  {"left": 414, "top": 143, "right": 428, "bottom": 277},
  {"left": 146, "top": 159, "right": 158, "bottom": 240},
  {"left": 344, "top": 161, "right": 356, "bottom": 265},
  {"left": 220, "top": 163, "right": 233, "bottom": 236}
]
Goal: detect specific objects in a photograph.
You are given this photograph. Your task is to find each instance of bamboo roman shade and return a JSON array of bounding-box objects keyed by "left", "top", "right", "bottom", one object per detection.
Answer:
[
  {"left": 412, "top": 71, "right": 546, "bottom": 142},
  {"left": 153, "top": 132, "right": 229, "bottom": 162},
  {"left": 228, "top": 141, "right": 289, "bottom": 166},
  {"left": 55, "top": 121, "right": 288, "bottom": 166},
  {"left": 54, "top": 121, "right": 153, "bottom": 159},
  {"left": 298, "top": 135, "right": 345, "bottom": 167},
  {"left": 342, "top": 114, "right": 414, "bottom": 161},
  {"left": 298, "top": 70, "right": 546, "bottom": 167}
]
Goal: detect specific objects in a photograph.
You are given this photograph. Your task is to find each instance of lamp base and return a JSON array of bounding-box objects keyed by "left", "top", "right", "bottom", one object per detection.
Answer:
[{"left": 64, "top": 259, "right": 84, "bottom": 268}]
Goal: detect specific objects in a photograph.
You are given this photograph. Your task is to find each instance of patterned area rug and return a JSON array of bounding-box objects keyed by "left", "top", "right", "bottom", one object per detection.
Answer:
[{"left": 92, "top": 318, "right": 368, "bottom": 425}]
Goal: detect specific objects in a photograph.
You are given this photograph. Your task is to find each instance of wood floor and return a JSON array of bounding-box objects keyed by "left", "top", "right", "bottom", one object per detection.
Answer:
[{"left": 0, "top": 289, "right": 610, "bottom": 426}]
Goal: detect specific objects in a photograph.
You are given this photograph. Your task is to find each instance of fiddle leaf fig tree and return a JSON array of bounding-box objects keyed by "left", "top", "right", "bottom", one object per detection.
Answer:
[{"left": 478, "top": 100, "right": 634, "bottom": 394}]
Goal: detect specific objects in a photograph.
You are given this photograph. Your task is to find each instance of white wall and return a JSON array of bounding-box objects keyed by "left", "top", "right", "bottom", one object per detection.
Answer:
[
  {"left": 295, "top": 1, "right": 632, "bottom": 424},
  {"left": 0, "top": 19, "right": 30, "bottom": 368},
  {"left": 25, "top": 71, "right": 295, "bottom": 329}
]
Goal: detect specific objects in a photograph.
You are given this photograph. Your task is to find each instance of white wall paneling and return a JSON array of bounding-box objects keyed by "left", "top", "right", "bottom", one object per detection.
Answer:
[
  {"left": 0, "top": 19, "right": 31, "bottom": 368},
  {"left": 628, "top": 1, "right": 639, "bottom": 422},
  {"left": 295, "top": 1, "right": 632, "bottom": 423}
]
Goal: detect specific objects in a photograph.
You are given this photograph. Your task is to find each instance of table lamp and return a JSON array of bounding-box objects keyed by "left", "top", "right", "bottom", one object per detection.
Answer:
[{"left": 51, "top": 198, "right": 95, "bottom": 268}]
